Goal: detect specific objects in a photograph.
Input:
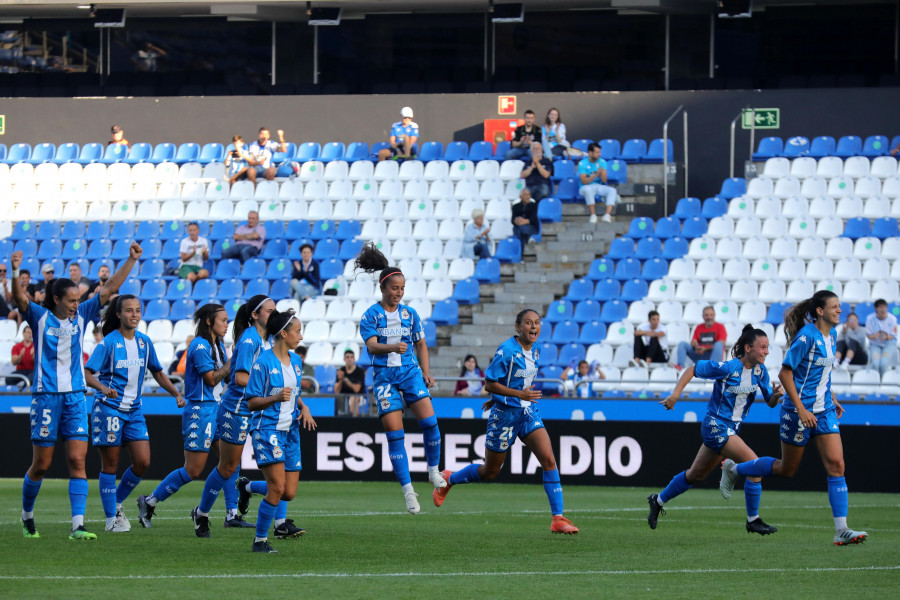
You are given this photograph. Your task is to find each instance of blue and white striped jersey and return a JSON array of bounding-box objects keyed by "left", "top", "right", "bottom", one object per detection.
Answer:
[
  {"left": 25, "top": 297, "right": 101, "bottom": 395},
  {"left": 85, "top": 330, "right": 162, "bottom": 412},
  {"left": 695, "top": 358, "right": 772, "bottom": 424},
  {"left": 782, "top": 322, "right": 836, "bottom": 414},
  {"left": 184, "top": 336, "right": 227, "bottom": 403},
  {"left": 484, "top": 336, "right": 541, "bottom": 408},
  {"left": 359, "top": 302, "right": 425, "bottom": 368},
  {"left": 246, "top": 349, "right": 303, "bottom": 431},
  {"left": 221, "top": 327, "right": 271, "bottom": 414}
]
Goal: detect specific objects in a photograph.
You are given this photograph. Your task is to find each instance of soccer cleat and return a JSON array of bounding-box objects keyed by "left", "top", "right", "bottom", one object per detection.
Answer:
[
  {"left": 834, "top": 528, "right": 868, "bottom": 546},
  {"left": 191, "top": 506, "right": 211, "bottom": 538},
  {"left": 136, "top": 495, "right": 155, "bottom": 528},
  {"left": 428, "top": 467, "right": 448, "bottom": 489},
  {"left": 720, "top": 459, "right": 738, "bottom": 500},
  {"left": 746, "top": 518, "right": 777, "bottom": 535},
  {"left": 68, "top": 525, "right": 97, "bottom": 541},
  {"left": 274, "top": 519, "right": 305, "bottom": 539},
  {"left": 404, "top": 490, "right": 420, "bottom": 514},
  {"left": 224, "top": 514, "right": 255, "bottom": 528},
  {"left": 432, "top": 470, "right": 452, "bottom": 507},
  {"left": 236, "top": 476, "right": 253, "bottom": 515},
  {"left": 115, "top": 508, "right": 131, "bottom": 531},
  {"left": 22, "top": 518, "right": 39, "bottom": 539},
  {"left": 252, "top": 540, "right": 278, "bottom": 553},
  {"left": 551, "top": 515, "right": 579, "bottom": 535},
  {"left": 106, "top": 512, "right": 131, "bottom": 533},
  {"left": 647, "top": 494, "right": 665, "bottom": 530}
]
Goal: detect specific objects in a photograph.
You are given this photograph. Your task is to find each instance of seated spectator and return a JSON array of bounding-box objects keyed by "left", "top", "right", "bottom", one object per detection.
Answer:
[
  {"left": 462, "top": 209, "right": 492, "bottom": 260},
  {"left": 132, "top": 41, "right": 167, "bottom": 72},
  {"left": 0, "top": 263, "right": 11, "bottom": 319},
  {"left": 68, "top": 263, "right": 94, "bottom": 302},
  {"left": 512, "top": 188, "right": 539, "bottom": 257},
  {"left": 562, "top": 359, "right": 606, "bottom": 398},
  {"left": 674, "top": 306, "right": 726, "bottom": 370},
  {"left": 378, "top": 106, "right": 418, "bottom": 161},
  {"left": 541, "top": 107, "right": 582, "bottom": 159},
  {"left": 28, "top": 265, "right": 53, "bottom": 304},
  {"left": 108, "top": 125, "right": 130, "bottom": 149},
  {"left": 578, "top": 142, "right": 618, "bottom": 224},
  {"left": 335, "top": 349, "right": 368, "bottom": 416},
  {"left": 178, "top": 222, "right": 211, "bottom": 283},
  {"left": 454, "top": 354, "right": 485, "bottom": 396},
  {"left": 505, "top": 109, "right": 542, "bottom": 160},
  {"left": 222, "top": 210, "right": 266, "bottom": 263},
  {"left": 520, "top": 142, "right": 554, "bottom": 201},
  {"left": 294, "top": 345, "right": 317, "bottom": 392},
  {"left": 291, "top": 244, "right": 321, "bottom": 303},
  {"left": 5, "top": 267, "right": 29, "bottom": 324},
  {"left": 866, "top": 298, "right": 898, "bottom": 376},
  {"left": 92, "top": 327, "right": 103, "bottom": 346},
  {"left": 168, "top": 335, "right": 194, "bottom": 376},
  {"left": 225, "top": 135, "right": 252, "bottom": 184},
  {"left": 9, "top": 324, "right": 35, "bottom": 388},
  {"left": 891, "top": 140, "right": 900, "bottom": 157},
  {"left": 88, "top": 264, "right": 110, "bottom": 300},
  {"left": 248, "top": 126, "right": 288, "bottom": 181},
  {"left": 836, "top": 312, "right": 868, "bottom": 369},
  {"left": 632, "top": 310, "right": 669, "bottom": 367}
]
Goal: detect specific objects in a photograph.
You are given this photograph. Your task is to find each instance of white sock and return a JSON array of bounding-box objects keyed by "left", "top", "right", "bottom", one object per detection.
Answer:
[
  {"left": 747, "top": 514, "right": 759, "bottom": 522},
  {"left": 835, "top": 516, "right": 848, "bottom": 531},
  {"left": 72, "top": 515, "right": 84, "bottom": 529},
  {"left": 656, "top": 496, "right": 665, "bottom": 507},
  {"left": 22, "top": 510, "right": 34, "bottom": 521},
  {"left": 245, "top": 482, "right": 254, "bottom": 493},
  {"left": 197, "top": 509, "right": 209, "bottom": 517},
  {"left": 226, "top": 508, "right": 238, "bottom": 519},
  {"left": 146, "top": 495, "right": 158, "bottom": 507},
  {"left": 274, "top": 518, "right": 286, "bottom": 527},
  {"left": 402, "top": 483, "right": 415, "bottom": 495},
  {"left": 106, "top": 516, "right": 116, "bottom": 528},
  {"left": 255, "top": 536, "right": 267, "bottom": 543}
]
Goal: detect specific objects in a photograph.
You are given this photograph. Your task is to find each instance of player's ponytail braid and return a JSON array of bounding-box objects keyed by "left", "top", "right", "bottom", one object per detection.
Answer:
[
  {"left": 784, "top": 290, "right": 838, "bottom": 343},
  {"left": 354, "top": 242, "right": 403, "bottom": 289},
  {"left": 731, "top": 324, "right": 768, "bottom": 359},
  {"left": 193, "top": 303, "right": 227, "bottom": 365}
]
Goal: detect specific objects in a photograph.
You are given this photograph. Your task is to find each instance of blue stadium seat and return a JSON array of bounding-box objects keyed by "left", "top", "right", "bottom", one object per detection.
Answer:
[
  {"left": 110, "top": 221, "right": 135, "bottom": 240},
  {"left": 572, "top": 139, "right": 593, "bottom": 156},
  {"left": 339, "top": 238, "right": 364, "bottom": 262},
  {"left": 619, "top": 139, "right": 647, "bottom": 163},
  {"left": 555, "top": 177, "right": 579, "bottom": 202},
  {"left": 563, "top": 278, "right": 593, "bottom": 302},
  {"left": 642, "top": 138, "right": 673, "bottom": 163},
  {"left": 118, "top": 278, "right": 141, "bottom": 297},
  {"left": 289, "top": 240, "right": 315, "bottom": 260},
  {"left": 160, "top": 239, "right": 182, "bottom": 261},
  {"left": 319, "top": 258, "right": 343, "bottom": 281},
  {"left": 86, "top": 221, "right": 110, "bottom": 240},
  {"left": 578, "top": 320, "right": 607, "bottom": 345},
  {"left": 24, "top": 142, "right": 56, "bottom": 165},
  {"left": 842, "top": 217, "right": 871, "bottom": 240},
  {"left": 207, "top": 220, "right": 234, "bottom": 242},
  {"left": 599, "top": 299, "right": 628, "bottom": 323},
  {"left": 492, "top": 141, "right": 511, "bottom": 160},
  {"left": 871, "top": 217, "right": 899, "bottom": 239},
  {"left": 701, "top": 196, "right": 727, "bottom": 218},
  {"left": 2, "top": 143, "right": 31, "bottom": 165},
  {"left": 431, "top": 299, "right": 459, "bottom": 326},
  {"left": 313, "top": 238, "right": 339, "bottom": 261},
  {"left": 170, "top": 299, "right": 196, "bottom": 321},
  {"left": 620, "top": 278, "right": 649, "bottom": 302},
  {"left": 641, "top": 257, "right": 669, "bottom": 281},
  {"left": 572, "top": 300, "right": 601, "bottom": 323},
  {"left": 861, "top": 135, "right": 889, "bottom": 158},
  {"left": 314, "top": 365, "right": 336, "bottom": 393},
  {"left": 285, "top": 220, "right": 310, "bottom": 241},
  {"left": 190, "top": 278, "right": 217, "bottom": 301},
  {"left": 537, "top": 366, "right": 565, "bottom": 396},
  {"left": 270, "top": 278, "right": 291, "bottom": 299},
  {"left": 412, "top": 141, "right": 439, "bottom": 163},
  {"left": 216, "top": 278, "right": 243, "bottom": 301},
  {"left": 88, "top": 259, "right": 114, "bottom": 279},
  {"left": 197, "top": 143, "right": 224, "bottom": 165},
  {"left": 263, "top": 258, "right": 290, "bottom": 280},
  {"left": 661, "top": 236, "right": 690, "bottom": 261},
  {"left": 60, "top": 221, "right": 85, "bottom": 240},
  {"left": 13, "top": 239, "right": 38, "bottom": 257},
  {"left": 345, "top": 142, "right": 369, "bottom": 162},
  {"left": 808, "top": 136, "right": 836, "bottom": 159},
  {"left": 781, "top": 136, "right": 809, "bottom": 158},
  {"left": 369, "top": 142, "right": 390, "bottom": 161},
  {"left": 262, "top": 220, "right": 285, "bottom": 240},
  {"left": 473, "top": 257, "right": 501, "bottom": 283},
  {"left": 100, "top": 144, "right": 128, "bottom": 165},
  {"left": 494, "top": 238, "right": 521, "bottom": 263},
  {"left": 36, "top": 222, "right": 61, "bottom": 241},
  {"left": 320, "top": 142, "right": 345, "bottom": 163},
  {"left": 751, "top": 136, "right": 783, "bottom": 160},
  {"left": 51, "top": 143, "right": 79, "bottom": 165},
  {"left": 335, "top": 220, "right": 361, "bottom": 241},
  {"left": 244, "top": 278, "right": 270, "bottom": 299},
  {"left": 124, "top": 142, "right": 152, "bottom": 165},
  {"left": 551, "top": 320, "right": 580, "bottom": 345},
  {"left": 537, "top": 343, "right": 558, "bottom": 366},
  {"left": 87, "top": 239, "right": 113, "bottom": 260},
  {"left": 143, "top": 299, "right": 170, "bottom": 321},
  {"left": 271, "top": 143, "right": 297, "bottom": 167},
  {"left": 295, "top": 142, "right": 321, "bottom": 163},
  {"left": 719, "top": 178, "right": 746, "bottom": 200},
  {"left": 467, "top": 141, "right": 494, "bottom": 162},
  {"left": 586, "top": 258, "right": 616, "bottom": 281},
  {"left": 834, "top": 135, "right": 862, "bottom": 159},
  {"left": 309, "top": 220, "right": 336, "bottom": 241},
  {"left": 545, "top": 300, "right": 573, "bottom": 324},
  {"left": 141, "top": 278, "right": 167, "bottom": 300},
  {"left": 556, "top": 343, "right": 586, "bottom": 368},
  {"left": 72, "top": 142, "right": 103, "bottom": 165},
  {"left": 21, "top": 258, "right": 40, "bottom": 276},
  {"left": 9, "top": 221, "right": 36, "bottom": 240},
  {"left": 551, "top": 159, "right": 576, "bottom": 183},
  {"left": 215, "top": 259, "right": 241, "bottom": 280},
  {"left": 173, "top": 142, "right": 200, "bottom": 165},
  {"left": 593, "top": 278, "right": 620, "bottom": 301},
  {"left": 137, "top": 259, "right": 166, "bottom": 281},
  {"left": 239, "top": 258, "right": 267, "bottom": 281},
  {"left": 537, "top": 197, "right": 562, "bottom": 222},
  {"left": 159, "top": 221, "right": 186, "bottom": 241},
  {"left": 149, "top": 143, "right": 176, "bottom": 165},
  {"left": 443, "top": 141, "right": 469, "bottom": 162},
  {"left": 598, "top": 138, "right": 620, "bottom": 159},
  {"left": 451, "top": 277, "right": 480, "bottom": 304},
  {"left": 606, "top": 238, "right": 635, "bottom": 260},
  {"left": 674, "top": 197, "right": 701, "bottom": 220},
  {"left": 165, "top": 279, "right": 192, "bottom": 301},
  {"left": 625, "top": 217, "right": 655, "bottom": 239},
  {"left": 0, "top": 144, "right": 5, "bottom": 161},
  {"left": 37, "top": 239, "right": 62, "bottom": 260},
  {"left": 854, "top": 302, "right": 875, "bottom": 324},
  {"left": 606, "top": 160, "right": 627, "bottom": 184},
  {"left": 654, "top": 216, "right": 681, "bottom": 239},
  {"left": 110, "top": 239, "right": 136, "bottom": 260},
  {"left": 262, "top": 238, "right": 289, "bottom": 260},
  {"left": 764, "top": 301, "right": 791, "bottom": 325},
  {"left": 223, "top": 299, "right": 242, "bottom": 321},
  {"left": 422, "top": 319, "right": 437, "bottom": 347}
]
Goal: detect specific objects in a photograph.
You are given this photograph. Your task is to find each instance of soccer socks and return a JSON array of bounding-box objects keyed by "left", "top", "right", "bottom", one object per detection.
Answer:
[
  {"left": 22, "top": 473, "right": 42, "bottom": 517},
  {"left": 223, "top": 469, "right": 239, "bottom": 517},
  {"left": 198, "top": 467, "right": 227, "bottom": 515},
  {"left": 151, "top": 467, "right": 192, "bottom": 503},
  {"left": 744, "top": 480, "right": 762, "bottom": 520},
  {"left": 98, "top": 472, "right": 118, "bottom": 519},
  {"left": 542, "top": 469, "right": 564, "bottom": 516},
  {"left": 828, "top": 476, "right": 849, "bottom": 532},
  {"left": 116, "top": 467, "right": 142, "bottom": 505},
  {"left": 69, "top": 478, "right": 88, "bottom": 529},
  {"left": 736, "top": 457, "right": 776, "bottom": 478},
  {"left": 658, "top": 471, "right": 692, "bottom": 504},
  {"left": 249, "top": 481, "right": 268, "bottom": 495},
  {"left": 275, "top": 500, "right": 288, "bottom": 522},
  {"left": 386, "top": 429, "right": 411, "bottom": 486},
  {"left": 255, "top": 499, "right": 277, "bottom": 542},
  {"left": 449, "top": 463, "right": 482, "bottom": 486},
  {"left": 418, "top": 415, "right": 442, "bottom": 470}
]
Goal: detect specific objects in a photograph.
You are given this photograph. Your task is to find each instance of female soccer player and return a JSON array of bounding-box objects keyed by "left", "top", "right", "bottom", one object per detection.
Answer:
[
  {"left": 646, "top": 324, "right": 783, "bottom": 535},
  {"left": 137, "top": 303, "right": 230, "bottom": 534},
  {"left": 720, "top": 291, "right": 868, "bottom": 545},
  {"left": 194, "top": 295, "right": 274, "bottom": 530},
  {"left": 354, "top": 243, "right": 445, "bottom": 514},
  {"left": 246, "top": 309, "right": 316, "bottom": 553},
  {"left": 9, "top": 243, "right": 142, "bottom": 540},
  {"left": 432, "top": 309, "right": 579, "bottom": 535},
  {"left": 84, "top": 295, "right": 184, "bottom": 532}
]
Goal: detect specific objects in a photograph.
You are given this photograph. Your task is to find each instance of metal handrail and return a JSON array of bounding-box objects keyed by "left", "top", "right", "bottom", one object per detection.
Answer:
[
  {"left": 662, "top": 104, "right": 688, "bottom": 215},
  {"left": 729, "top": 105, "right": 751, "bottom": 178}
]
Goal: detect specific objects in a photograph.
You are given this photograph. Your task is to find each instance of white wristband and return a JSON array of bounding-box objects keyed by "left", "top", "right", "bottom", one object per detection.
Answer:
[{"left": 12, "top": 269, "right": 19, "bottom": 278}]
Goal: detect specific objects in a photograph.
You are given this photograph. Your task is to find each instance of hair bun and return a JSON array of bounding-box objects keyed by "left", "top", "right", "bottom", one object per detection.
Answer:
[{"left": 742, "top": 323, "right": 754, "bottom": 332}]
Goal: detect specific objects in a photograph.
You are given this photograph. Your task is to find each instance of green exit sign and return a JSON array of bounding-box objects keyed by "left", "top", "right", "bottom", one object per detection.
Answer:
[
  {"left": 0, "top": 114, "right": 5, "bottom": 135},
  {"left": 742, "top": 108, "right": 780, "bottom": 129}
]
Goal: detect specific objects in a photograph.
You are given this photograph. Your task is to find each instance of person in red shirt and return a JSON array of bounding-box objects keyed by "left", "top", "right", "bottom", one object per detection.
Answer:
[
  {"left": 10, "top": 324, "right": 35, "bottom": 387},
  {"left": 674, "top": 305, "right": 726, "bottom": 370}
]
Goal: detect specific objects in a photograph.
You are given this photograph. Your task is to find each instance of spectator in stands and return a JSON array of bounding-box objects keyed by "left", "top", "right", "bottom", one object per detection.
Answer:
[
  {"left": 132, "top": 41, "right": 167, "bottom": 72},
  {"left": 462, "top": 209, "right": 492, "bottom": 260},
  {"left": 68, "top": 263, "right": 93, "bottom": 302},
  {"left": 454, "top": 354, "right": 485, "bottom": 396},
  {"left": 335, "top": 349, "right": 368, "bottom": 416},
  {"left": 108, "top": 125, "right": 130, "bottom": 149},
  {"left": 222, "top": 210, "right": 266, "bottom": 263},
  {"left": 168, "top": 334, "right": 194, "bottom": 376},
  {"left": 178, "top": 222, "right": 211, "bottom": 283},
  {"left": 891, "top": 141, "right": 900, "bottom": 157},
  {"left": 225, "top": 135, "right": 252, "bottom": 184},
  {"left": 674, "top": 305, "right": 726, "bottom": 370},
  {"left": 28, "top": 265, "right": 53, "bottom": 304},
  {"left": 88, "top": 264, "right": 111, "bottom": 300},
  {"left": 17, "top": 269, "right": 32, "bottom": 302},
  {"left": 9, "top": 324, "right": 35, "bottom": 388},
  {"left": 632, "top": 310, "right": 669, "bottom": 367},
  {"left": 505, "top": 109, "right": 542, "bottom": 161},
  {"left": 562, "top": 359, "right": 606, "bottom": 398},
  {"left": 512, "top": 188, "right": 539, "bottom": 258},
  {"left": 248, "top": 126, "right": 288, "bottom": 181},
  {"left": 541, "top": 107, "right": 582, "bottom": 159},
  {"left": 6, "top": 267, "right": 29, "bottom": 324},
  {"left": 578, "top": 142, "right": 618, "bottom": 224},
  {"left": 0, "top": 263, "right": 11, "bottom": 319},
  {"left": 520, "top": 142, "right": 554, "bottom": 201},
  {"left": 291, "top": 244, "right": 321, "bottom": 303},
  {"left": 378, "top": 106, "right": 419, "bottom": 161},
  {"left": 294, "top": 345, "right": 317, "bottom": 393},
  {"left": 836, "top": 312, "right": 868, "bottom": 369},
  {"left": 866, "top": 299, "right": 898, "bottom": 376}
]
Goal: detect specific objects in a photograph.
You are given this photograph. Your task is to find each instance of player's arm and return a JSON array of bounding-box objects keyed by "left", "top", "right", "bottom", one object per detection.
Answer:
[
  {"left": 365, "top": 335, "right": 407, "bottom": 355},
  {"left": 99, "top": 242, "right": 142, "bottom": 305},
  {"left": 248, "top": 387, "right": 291, "bottom": 411},
  {"left": 85, "top": 368, "right": 118, "bottom": 399},
  {"left": 414, "top": 337, "right": 433, "bottom": 387},
  {"left": 297, "top": 397, "right": 317, "bottom": 430},
  {"left": 8, "top": 251, "right": 30, "bottom": 314},
  {"left": 151, "top": 369, "right": 185, "bottom": 407},
  {"left": 484, "top": 380, "right": 541, "bottom": 402},
  {"left": 778, "top": 366, "right": 816, "bottom": 427},
  {"left": 660, "top": 365, "right": 695, "bottom": 409}
]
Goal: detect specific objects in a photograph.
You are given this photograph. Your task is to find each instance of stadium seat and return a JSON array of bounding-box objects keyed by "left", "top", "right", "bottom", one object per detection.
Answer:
[
  {"left": 752, "top": 136, "right": 783, "bottom": 160},
  {"left": 674, "top": 197, "right": 701, "bottom": 220},
  {"left": 642, "top": 138, "right": 673, "bottom": 163},
  {"left": 808, "top": 136, "right": 836, "bottom": 158},
  {"left": 719, "top": 178, "right": 746, "bottom": 200},
  {"left": 598, "top": 139, "right": 620, "bottom": 160},
  {"left": 619, "top": 139, "right": 647, "bottom": 163},
  {"left": 834, "top": 135, "right": 862, "bottom": 159},
  {"left": 782, "top": 136, "right": 810, "bottom": 158},
  {"left": 473, "top": 257, "right": 501, "bottom": 283},
  {"left": 861, "top": 135, "right": 890, "bottom": 158}
]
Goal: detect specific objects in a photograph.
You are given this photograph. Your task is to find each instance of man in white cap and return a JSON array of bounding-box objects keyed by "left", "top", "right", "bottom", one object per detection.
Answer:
[{"left": 378, "top": 106, "right": 419, "bottom": 161}]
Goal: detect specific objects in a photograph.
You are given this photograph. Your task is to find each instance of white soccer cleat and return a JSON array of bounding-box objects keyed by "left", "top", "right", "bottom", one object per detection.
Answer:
[
  {"left": 105, "top": 513, "right": 131, "bottom": 533},
  {"left": 428, "top": 467, "right": 447, "bottom": 489},
  {"left": 834, "top": 528, "right": 868, "bottom": 546},
  {"left": 719, "top": 459, "right": 738, "bottom": 500},
  {"left": 115, "top": 508, "right": 131, "bottom": 531},
  {"left": 404, "top": 490, "right": 421, "bottom": 514}
]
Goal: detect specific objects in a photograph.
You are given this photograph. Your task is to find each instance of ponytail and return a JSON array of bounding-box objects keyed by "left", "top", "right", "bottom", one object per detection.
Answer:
[
  {"left": 732, "top": 323, "right": 768, "bottom": 359},
  {"left": 193, "top": 303, "right": 227, "bottom": 365},
  {"left": 265, "top": 308, "right": 297, "bottom": 341},
  {"left": 784, "top": 290, "right": 838, "bottom": 343},
  {"left": 43, "top": 278, "right": 78, "bottom": 311},
  {"left": 233, "top": 294, "right": 271, "bottom": 344},
  {"left": 354, "top": 242, "right": 403, "bottom": 290}
]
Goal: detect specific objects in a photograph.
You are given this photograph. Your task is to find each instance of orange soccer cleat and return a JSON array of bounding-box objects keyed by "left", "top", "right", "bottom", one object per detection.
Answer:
[
  {"left": 432, "top": 470, "right": 452, "bottom": 507},
  {"left": 551, "top": 515, "right": 579, "bottom": 535}
]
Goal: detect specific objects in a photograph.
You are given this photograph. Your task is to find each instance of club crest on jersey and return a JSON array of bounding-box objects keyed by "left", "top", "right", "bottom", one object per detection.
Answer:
[
  {"left": 401, "top": 309, "right": 410, "bottom": 320},
  {"left": 294, "top": 365, "right": 303, "bottom": 377},
  {"left": 273, "top": 447, "right": 283, "bottom": 459},
  {"left": 138, "top": 339, "right": 145, "bottom": 350},
  {"left": 499, "top": 441, "right": 509, "bottom": 450},
  {"left": 754, "top": 365, "right": 761, "bottom": 376},
  {"left": 794, "top": 432, "right": 804, "bottom": 443},
  {"left": 39, "top": 425, "right": 49, "bottom": 437},
  {"left": 239, "top": 431, "right": 247, "bottom": 442},
  {"left": 380, "top": 399, "right": 390, "bottom": 410},
  {"left": 107, "top": 433, "right": 116, "bottom": 443},
  {"left": 204, "top": 438, "right": 212, "bottom": 449}
]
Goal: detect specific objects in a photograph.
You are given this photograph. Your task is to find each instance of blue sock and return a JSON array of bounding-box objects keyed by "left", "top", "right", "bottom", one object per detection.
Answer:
[
  {"left": 69, "top": 478, "right": 88, "bottom": 519},
  {"left": 199, "top": 467, "right": 226, "bottom": 513},
  {"left": 542, "top": 469, "right": 564, "bottom": 516},
  {"left": 116, "top": 467, "right": 142, "bottom": 505},
  {"left": 98, "top": 472, "right": 117, "bottom": 519},
  {"left": 827, "top": 476, "right": 848, "bottom": 518},
  {"left": 744, "top": 480, "right": 762, "bottom": 519},
  {"left": 255, "top": 499, "right": 277, "bottom": 540},
  {"left": 223, "top": 469, "right": 239, "bottom": 512},
  {"left": 449, "top": 463, "right": 481, "bottom": 486},
  {"left": 152, "top": 467, "right": 191, "bottom": 503},
  {"left": 276, "top": 500, "right": 288, "bottom": 521},
  {"left": 249, "top": 481, "right": 268, "bottom": 495},
  {"left": 736, "top": 456, "right": 776, "bottom": 478},
  {"left": 22, "top": 474, "right": 42, "bottom": 513},
  {"left": 418, "top": 415, "right": 441, "bottom": 469},
  {"left": 658, "top": 471, "right": 692, "bottom": 504},
  {"left": 386, "top": 429, "right": 411, "bottom": 486}
]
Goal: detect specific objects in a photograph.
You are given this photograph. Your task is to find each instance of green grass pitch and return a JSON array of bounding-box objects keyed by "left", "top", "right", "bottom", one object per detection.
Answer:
[{"left": 0, "top": 479, "right": 897, "bottom": 599}]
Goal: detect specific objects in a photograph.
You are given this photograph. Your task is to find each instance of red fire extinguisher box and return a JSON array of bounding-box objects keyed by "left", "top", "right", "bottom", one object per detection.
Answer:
[{"left": 484, "top": 118, "right": 523, "bottom": 148}]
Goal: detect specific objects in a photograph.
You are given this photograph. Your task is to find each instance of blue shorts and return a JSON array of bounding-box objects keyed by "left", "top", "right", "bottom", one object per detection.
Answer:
[
  {"left": 252, "top": 427, "right": 302, "bottom": 471},
  {"left": 182, "top": 402, "right": 217, "bottom": 453},
  {"left": 372, "top": 365, "right": 431, "bottom": 417},
  {"left": 30, "top": 392, "right": 89, "bottom": 447},
  {"left": 484, "top": 402, "right": 545, "bottom": 453},
  {"left": 779, "top": 406, "right": 840, "bottom": 447},
  {"left": 253, "top": 165, "right": 270, "bottom": 176},
  {"left": 91, "top": 401, "right": 149, "bottom": 446},
  {"left": 700, "top": 414, "right": 742, "bottom": 452},
  {"left": 215, "top": 402, "right": 252, "bottom": 446}
]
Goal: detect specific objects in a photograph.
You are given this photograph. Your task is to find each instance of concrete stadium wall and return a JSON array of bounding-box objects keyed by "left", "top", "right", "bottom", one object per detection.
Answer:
[{"left": 1, "top": 88, "right": 896, "bottom": 199}]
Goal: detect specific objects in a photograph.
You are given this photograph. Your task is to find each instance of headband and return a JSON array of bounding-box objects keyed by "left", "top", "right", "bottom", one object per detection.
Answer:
[
  {"left": 380, "top": 270, "right": 402, "bottom": 283},
  {"left": 253, "top": 297, "right": 272, "bottom": 314},
  {"left": 276, "top": 315, "right": 297, "bottom": 336}
]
